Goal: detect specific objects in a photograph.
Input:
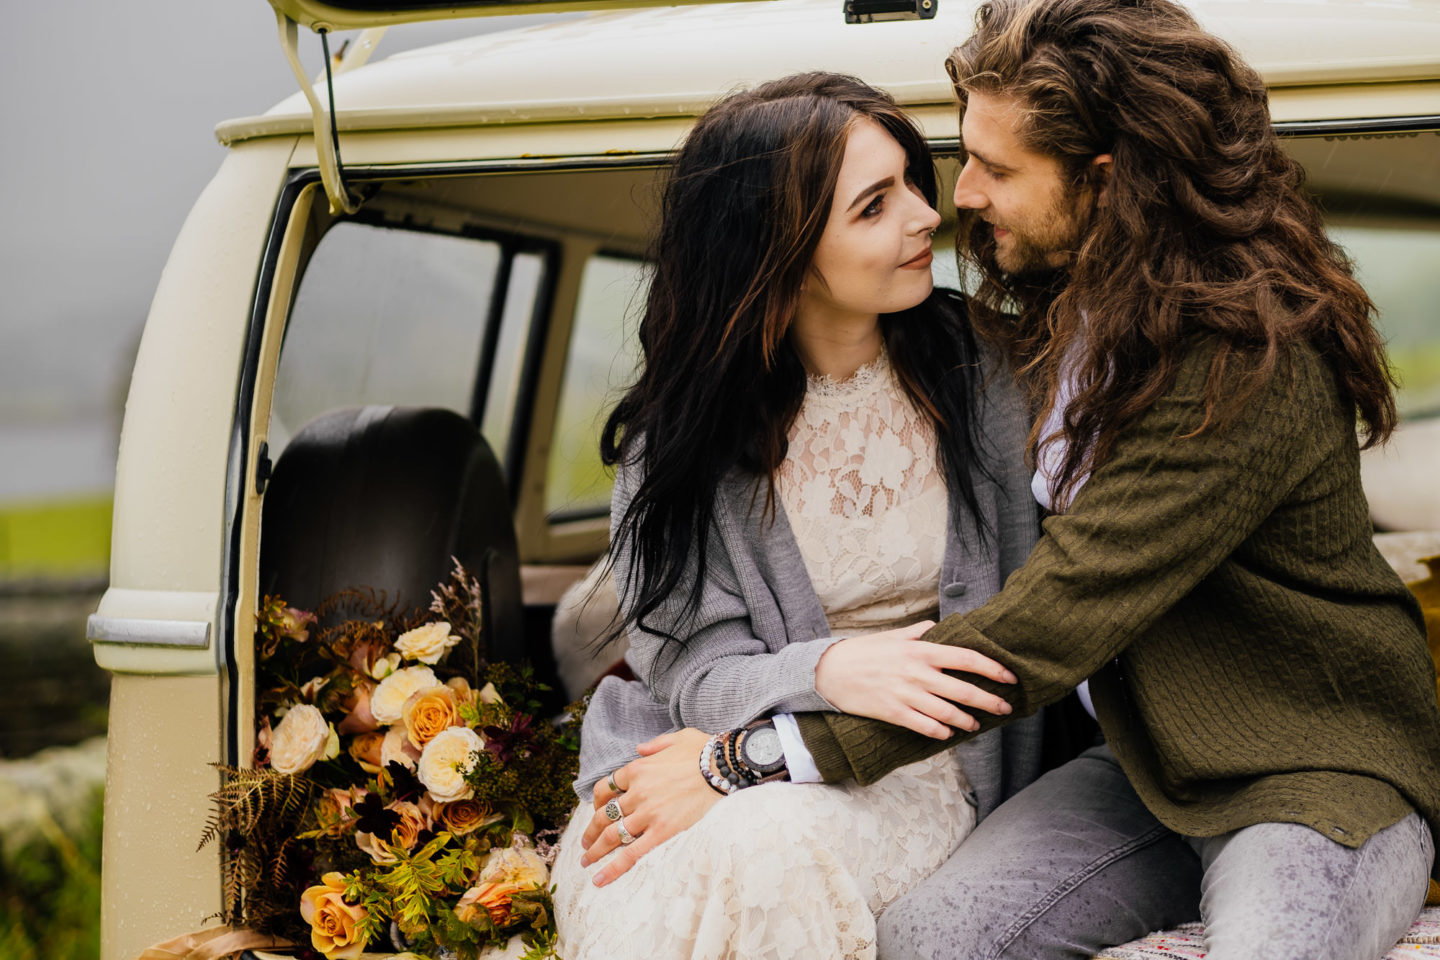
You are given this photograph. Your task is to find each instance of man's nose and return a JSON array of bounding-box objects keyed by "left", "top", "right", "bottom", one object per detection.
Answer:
[{"left": 953, "top": 161, "right": 988, "bottom": 211}]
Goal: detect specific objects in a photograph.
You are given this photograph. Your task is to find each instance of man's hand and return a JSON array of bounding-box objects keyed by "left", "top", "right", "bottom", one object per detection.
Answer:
[{"left": 580, "top": 728, "right": 720, "bottom": 886}]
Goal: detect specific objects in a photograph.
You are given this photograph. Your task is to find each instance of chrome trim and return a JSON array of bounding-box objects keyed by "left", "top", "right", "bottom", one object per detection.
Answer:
[{"left": 86, "top": 615, "right": 211, "bottom": 649}]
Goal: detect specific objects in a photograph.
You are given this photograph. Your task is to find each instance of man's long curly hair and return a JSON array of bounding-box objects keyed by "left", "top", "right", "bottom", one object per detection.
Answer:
[{"left": 949, "top": 0, "right": 1398, "bottom": 507}]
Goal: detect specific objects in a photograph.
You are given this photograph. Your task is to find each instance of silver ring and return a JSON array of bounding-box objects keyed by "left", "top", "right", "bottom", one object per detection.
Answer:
[
  {"left": 616, "top": 814, "right": 637, "bottom": 845},
  {"left": 606, "top": 770, "right": 623, "bottom": 794},
  {"left": 604, "top": 797, "right": 623, "bottom": 822}
]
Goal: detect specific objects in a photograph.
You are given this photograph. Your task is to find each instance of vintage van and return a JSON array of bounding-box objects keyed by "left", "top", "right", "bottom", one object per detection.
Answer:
[{"left": 90, "top": 0, "right": 1440, "bottom": 957}]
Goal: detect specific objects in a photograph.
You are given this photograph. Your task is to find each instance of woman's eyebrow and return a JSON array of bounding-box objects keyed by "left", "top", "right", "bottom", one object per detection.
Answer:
[{"left": 846, "top": 176, "right": 895, "bottom": 212}]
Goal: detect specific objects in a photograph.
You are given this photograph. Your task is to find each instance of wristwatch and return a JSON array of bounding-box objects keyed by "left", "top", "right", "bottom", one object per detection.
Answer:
[{"left": 738, "top": 720, "right": 788, "bottom": 778}]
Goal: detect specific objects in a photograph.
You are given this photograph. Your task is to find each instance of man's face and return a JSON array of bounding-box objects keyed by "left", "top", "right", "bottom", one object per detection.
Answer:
[{"left": 953, "top": 90, "right": 1092, "bottom": 276}]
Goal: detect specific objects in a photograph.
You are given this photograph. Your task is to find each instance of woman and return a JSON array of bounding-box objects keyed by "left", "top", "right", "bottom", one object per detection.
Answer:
[{"left": 551, "top": 73, "right": 1045, "bottom": 958}]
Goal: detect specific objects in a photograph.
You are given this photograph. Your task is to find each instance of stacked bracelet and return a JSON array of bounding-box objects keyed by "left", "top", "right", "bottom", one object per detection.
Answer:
[{"left": 695, "top": 720, "right": 791, "bottom": 795}]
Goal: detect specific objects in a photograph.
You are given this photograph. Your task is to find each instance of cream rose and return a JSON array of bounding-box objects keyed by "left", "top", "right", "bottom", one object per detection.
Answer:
[
  {"left": 370, "top": 665, "right": 439, "bottom": 724},
  {"left": 270, "top": 704, "right": 339, "bottom": 775},
  {"left": 394, "top": 621, "right": 461, "bottom": 665},
  {"left": 454, "top": 840, "right": 549, "bottom": 928},
  {"left": 417, "top": 726, "right": 484, "bottom": 802},
  {"left": 300, "top": 871, "right": 368, "bottom": 959}
]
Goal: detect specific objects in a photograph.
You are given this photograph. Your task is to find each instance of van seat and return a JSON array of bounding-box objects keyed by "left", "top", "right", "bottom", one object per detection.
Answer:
[{"left": 259, "top": 405, "right": 525, "bottom": 665}]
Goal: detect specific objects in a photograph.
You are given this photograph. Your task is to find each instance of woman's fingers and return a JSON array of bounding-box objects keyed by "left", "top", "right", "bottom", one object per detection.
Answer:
[
  {"left": 592, "top": 825, "right": 666, "bottom": 887},
  {"left": 581, "top": 789, "right": 631, "bottom": 849},
  {"left": 580, "top": 804, "right": 650, "bottom": 867},
  {"left": 922, "top": 644, "right": 1018, "bottom": 685},
  {"left": 636, "top": 730, "right": 684, "bottom": 756},
  {"left": 923, "top": 673, "right": 1013, "bottom": 717}
]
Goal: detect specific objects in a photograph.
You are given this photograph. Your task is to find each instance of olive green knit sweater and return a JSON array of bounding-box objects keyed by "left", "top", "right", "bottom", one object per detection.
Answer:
[{"left": 796, "top": 339, "right": 1440, "bottom": 878}]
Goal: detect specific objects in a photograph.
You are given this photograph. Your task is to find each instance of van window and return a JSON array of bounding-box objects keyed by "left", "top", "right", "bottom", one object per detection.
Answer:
[
  {"left": 545, "top": 254, "right": 648, "bottom": 519},
  {"left": 1329, "top": 224, "right": 1440, "bottom": 419},
  {"left": 271, "top": 221, "right": 499, "bottom": 453},
  {"left": 479, "top": 250, "right": 548, "bottom": 474}
]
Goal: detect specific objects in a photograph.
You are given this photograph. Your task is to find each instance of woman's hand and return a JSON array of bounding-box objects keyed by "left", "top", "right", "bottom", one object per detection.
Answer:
[
  {"left": 814, "top": 620, "right": 1016, "bottom": 738},
  {"left": 580, "top": 728, "right": 720, "bottom": 886}
]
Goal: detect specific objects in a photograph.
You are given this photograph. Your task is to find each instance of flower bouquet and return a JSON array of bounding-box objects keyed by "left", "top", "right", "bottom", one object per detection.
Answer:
[{"left": 200, "top": 562, "right": 581, "bottom": 960}]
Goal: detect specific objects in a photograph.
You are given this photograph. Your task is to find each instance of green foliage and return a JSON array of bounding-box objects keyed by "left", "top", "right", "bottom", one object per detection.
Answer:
[
  {"left": 0, "top": 787, "right": 102, "bottom": 960},
  {"left": 0, "top": 496, "right": 111, "bottom": 578}
]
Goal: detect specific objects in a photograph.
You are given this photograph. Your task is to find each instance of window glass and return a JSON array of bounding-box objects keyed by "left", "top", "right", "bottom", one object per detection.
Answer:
[
  {"left": 545, "top": 255, "right": 648, "bottom": 518},
  {"left": 1329, "top": 224, "right": 1440, "bottom": 418},
  {"left": 271, "top": 221, "right": 499, "bottom": 453},
  {"left": 481, "top": 251, "right": 546, "bottom": 470}
]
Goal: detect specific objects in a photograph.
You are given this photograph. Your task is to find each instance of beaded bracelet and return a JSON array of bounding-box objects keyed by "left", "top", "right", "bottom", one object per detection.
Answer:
[{"left": 699, "top": 734, "right": 728, "bottom": 795}]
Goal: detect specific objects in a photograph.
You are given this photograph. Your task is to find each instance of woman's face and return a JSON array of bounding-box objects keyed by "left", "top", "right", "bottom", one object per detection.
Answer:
[{"left": 800, "top": 117, "right": 942, "bottom": 324}]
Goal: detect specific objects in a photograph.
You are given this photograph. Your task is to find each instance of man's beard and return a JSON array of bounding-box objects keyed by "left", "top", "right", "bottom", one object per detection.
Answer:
[{"left": 963, "top": 185, "right": 1091, "bottom": 279}]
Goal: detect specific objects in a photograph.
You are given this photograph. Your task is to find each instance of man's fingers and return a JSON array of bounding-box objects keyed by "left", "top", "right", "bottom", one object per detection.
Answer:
[{"left": 923, "top": 645, "right": 1018, "bottom": 684}]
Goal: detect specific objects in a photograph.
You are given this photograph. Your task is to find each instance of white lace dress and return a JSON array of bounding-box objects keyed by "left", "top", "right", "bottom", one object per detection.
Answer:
[{"left": 552, "top": 352, "right": 976, "bottom": 960}]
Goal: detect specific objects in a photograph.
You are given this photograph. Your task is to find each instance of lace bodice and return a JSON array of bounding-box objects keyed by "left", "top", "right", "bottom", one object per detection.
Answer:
[{"left": 776, "top": 350, "right": 945, "bottom": 637}]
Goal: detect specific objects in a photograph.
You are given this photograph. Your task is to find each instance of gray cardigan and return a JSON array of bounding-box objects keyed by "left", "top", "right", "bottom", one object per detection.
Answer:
[{"left": 575, "top": 353, "right": 1046, "bottom": 820}]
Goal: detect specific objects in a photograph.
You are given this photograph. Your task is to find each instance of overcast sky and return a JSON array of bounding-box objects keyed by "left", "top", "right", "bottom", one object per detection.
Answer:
[{"left": 0, "top": 3, "right": 561, "bottom": 498}]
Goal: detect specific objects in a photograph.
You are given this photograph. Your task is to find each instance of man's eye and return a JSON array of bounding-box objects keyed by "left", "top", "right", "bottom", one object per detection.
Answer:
[
  {"left": 985, "top": 166, "right": 1007, "bottom": 181},
  {"left": 862, "top": 195, "right": 885, "bottom": 217}
]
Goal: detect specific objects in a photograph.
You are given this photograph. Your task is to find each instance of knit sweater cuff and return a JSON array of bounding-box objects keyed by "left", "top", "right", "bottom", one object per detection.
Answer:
[{"left": 795, "top": 712, "right": 852, "bottom": 782}]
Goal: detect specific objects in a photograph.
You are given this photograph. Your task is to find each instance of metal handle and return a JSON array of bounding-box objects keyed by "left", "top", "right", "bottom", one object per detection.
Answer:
[{"left": 86, "top": 615, "right": 211, "bottom": 649}]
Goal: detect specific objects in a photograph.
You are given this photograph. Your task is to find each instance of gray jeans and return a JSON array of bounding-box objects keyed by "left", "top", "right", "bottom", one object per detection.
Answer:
[{"left": 878, "top": 745, "right": 1434, "bottom": 960}]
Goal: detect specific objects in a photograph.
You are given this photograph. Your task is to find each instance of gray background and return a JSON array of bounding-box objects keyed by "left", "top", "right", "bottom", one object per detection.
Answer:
[{"left": 0, "top": 3, "right": 555, "bottom": 501}]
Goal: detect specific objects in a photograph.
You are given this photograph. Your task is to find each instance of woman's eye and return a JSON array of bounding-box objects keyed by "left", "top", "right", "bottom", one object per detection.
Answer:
[{"left": 862, "top": 194, "right": 885, "bottom": 218}]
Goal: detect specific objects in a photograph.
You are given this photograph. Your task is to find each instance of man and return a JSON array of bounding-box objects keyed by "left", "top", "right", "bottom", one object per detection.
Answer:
[{"left": 583, "top": 2, "right": 1440, "bottom": 957}]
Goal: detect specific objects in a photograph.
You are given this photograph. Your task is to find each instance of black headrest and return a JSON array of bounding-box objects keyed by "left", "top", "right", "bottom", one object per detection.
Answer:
[{"left": 259, "top": 406, "right": 524, "bottom": 664}]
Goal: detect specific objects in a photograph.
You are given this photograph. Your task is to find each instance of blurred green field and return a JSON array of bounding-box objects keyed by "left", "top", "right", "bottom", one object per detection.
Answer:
[{"left": 0, "top": 498, "right": 111, "bottom": 580}]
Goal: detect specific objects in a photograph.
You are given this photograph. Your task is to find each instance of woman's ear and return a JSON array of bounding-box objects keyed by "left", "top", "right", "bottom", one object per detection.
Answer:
[{"left": 1092, "top": 153, "right": 1114, "bottom": 206}]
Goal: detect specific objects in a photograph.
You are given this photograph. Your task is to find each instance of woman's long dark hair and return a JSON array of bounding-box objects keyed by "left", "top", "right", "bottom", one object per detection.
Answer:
[
  {"left": 948, "top": 0, "right": 1397, "bottom": 508},
  {"left": 602, "top": 72, "right": 992, "bottom": 646}
]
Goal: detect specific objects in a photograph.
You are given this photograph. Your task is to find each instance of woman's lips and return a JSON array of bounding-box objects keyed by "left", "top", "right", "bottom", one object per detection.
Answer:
[{"left": 899, "top": 249, "right": 934, "bottom": 270}]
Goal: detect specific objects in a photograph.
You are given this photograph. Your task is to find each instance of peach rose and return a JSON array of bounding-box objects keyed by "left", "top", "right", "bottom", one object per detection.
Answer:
[
  {"left": 370, "top": 665, "right": 439, "bottom": 724},
  {"left": 380, "top": 726, "right": 423, "bottom": 772},
  {"left": 401, "top": 685, "right": 460, "bottom": 749},
  {"left": 349, "top": 637, "right": 400, "bottom": 680},
  {"left": 434, "top": 798, "right": 501, "bottom": 837},
  {"left": 417, "top": 726, "right": 484, "bottom": 803},
  {"left": 338, "top": 680, "right": 379, "bottom": 735},
  {"left": 270, "top": 704, "right": 339, "bottom": 775},
  {"left": 454, "top": 840, "right": 549, "bottom": 928},
  {"left": 395, "top": 621, "right": 461, "bottom": 665},
  {"left": 299, "top": 871, "right": 367, "bottom": 959},
  {"left": 355, "top": 799, "right": 427, "bottom": 864}
]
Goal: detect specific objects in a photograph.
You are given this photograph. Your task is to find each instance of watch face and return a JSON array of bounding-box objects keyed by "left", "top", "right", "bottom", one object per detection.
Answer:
[{"left": 743, "top": 725, "right": 785, "bottom": 769}]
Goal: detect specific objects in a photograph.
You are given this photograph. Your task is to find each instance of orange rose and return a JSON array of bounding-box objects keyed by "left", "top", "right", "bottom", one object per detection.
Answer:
[
  {"left": 314, "top": 787, "right": 365, "bottom": 837},
  {"left": 454, "top": 841, "right": 549, "bottom": 929},
  {"left": 434, "top": 798, "right": 500, "bottom": 837},
  {"left": 401, "top": 685, "right": 460, "bottom": 749},
  {"left": 348, "top": 731, "right": 385, "bottom": 774},
  {"left": 299, "top": 872, "right": 367, "bottom": 959}
]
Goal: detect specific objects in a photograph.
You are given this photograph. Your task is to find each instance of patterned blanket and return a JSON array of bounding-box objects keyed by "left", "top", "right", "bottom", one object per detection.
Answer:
[{"left": 1095, "top": 906, "right": 1440, "bottom": 959}]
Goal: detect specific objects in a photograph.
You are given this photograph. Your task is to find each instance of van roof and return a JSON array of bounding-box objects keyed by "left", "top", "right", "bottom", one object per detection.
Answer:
[{"left": 217, "top": 0, "right": 1440, "bottom": 145}]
